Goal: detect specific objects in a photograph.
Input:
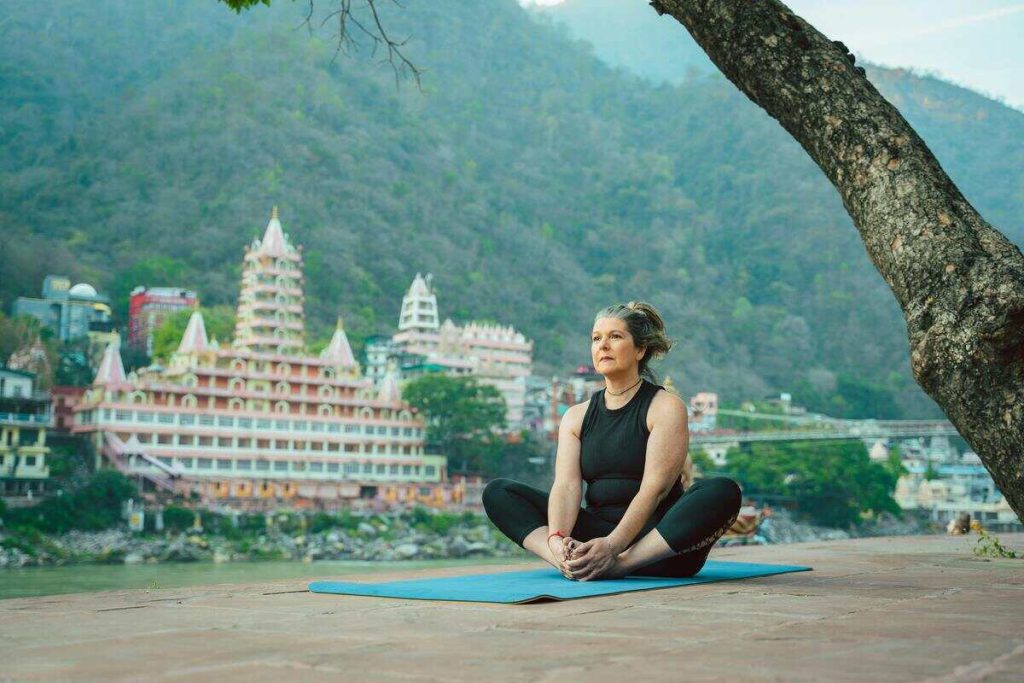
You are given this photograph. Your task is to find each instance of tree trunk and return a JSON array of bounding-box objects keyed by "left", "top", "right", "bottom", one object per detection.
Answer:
[{"left": 651, "top": 0, "right": 1024, "bottom": 521}]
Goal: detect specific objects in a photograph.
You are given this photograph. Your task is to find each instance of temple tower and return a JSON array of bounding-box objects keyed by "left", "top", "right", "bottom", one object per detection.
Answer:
[
  {"left": 233, "top": 207, "right": 306, "bottom": 356},
  {"left": 398, "top": 273, "right": 439, "bottom": 332}
]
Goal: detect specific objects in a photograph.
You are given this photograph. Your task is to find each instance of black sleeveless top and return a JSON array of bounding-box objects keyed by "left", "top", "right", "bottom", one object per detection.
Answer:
[{"left": 580, "top": 380, "right": 683, "bottom": 521}]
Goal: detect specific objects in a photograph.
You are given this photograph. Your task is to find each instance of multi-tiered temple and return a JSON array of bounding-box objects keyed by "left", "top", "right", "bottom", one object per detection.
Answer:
[
  {"left": 73, "top": 210, "right": 455, "bottom": 510},
  {"left": 387, "top": 273, "right": 533, "bottom": 427}
]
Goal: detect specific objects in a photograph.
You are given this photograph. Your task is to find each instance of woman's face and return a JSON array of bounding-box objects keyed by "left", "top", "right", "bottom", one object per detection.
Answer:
[{"left": 591, "top": 317, "right": 645, "bottom": 377}]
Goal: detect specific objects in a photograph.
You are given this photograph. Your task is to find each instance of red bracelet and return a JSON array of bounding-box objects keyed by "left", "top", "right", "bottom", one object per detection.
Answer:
[{"left": 547, "top": 530, "right": 565, "bottom": 542}]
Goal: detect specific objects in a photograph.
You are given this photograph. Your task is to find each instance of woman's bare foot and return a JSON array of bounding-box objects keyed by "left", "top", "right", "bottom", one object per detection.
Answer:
[{"left": 602, "top": 555, "right": 631, "bottom": 580}]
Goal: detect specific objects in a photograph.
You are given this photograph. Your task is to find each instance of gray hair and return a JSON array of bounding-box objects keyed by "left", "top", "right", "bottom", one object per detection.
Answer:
[{"left": 594, "top": 301, "right": 672, "bottom": 381}]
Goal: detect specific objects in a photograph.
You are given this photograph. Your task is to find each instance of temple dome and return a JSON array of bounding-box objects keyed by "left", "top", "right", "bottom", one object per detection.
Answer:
[{"left": 69, "top": 283, "right": 98, "bottom": 298}]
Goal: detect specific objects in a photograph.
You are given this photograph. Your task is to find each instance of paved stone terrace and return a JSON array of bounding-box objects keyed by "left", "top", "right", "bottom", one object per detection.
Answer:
[{"left": 2, "top": 534, "right": 1022, "bottom": 682}]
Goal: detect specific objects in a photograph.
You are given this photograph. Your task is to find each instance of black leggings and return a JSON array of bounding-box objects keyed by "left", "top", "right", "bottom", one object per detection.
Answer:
[{"left": 483, "top": 476, "right": 742, "bottom": 578}]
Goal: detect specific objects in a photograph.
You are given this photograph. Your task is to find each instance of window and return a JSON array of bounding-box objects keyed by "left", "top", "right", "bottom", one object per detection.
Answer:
[
  {"left": 237, "top": 460, "right": 252, "bottom": 470},
  {"left": 273, "top": 461, "right": 288, "bottom": 472},
  {"left": 344, "top": 462, "right": 359, "bottom": 475},
  {"left": 389, "top": 465, "right": 399, "bottom": 475},
  {"left": 376, "top": 426, "right": 387, "bottom": 435},
  {"left": 197, "top": 458, "right": 212, "bottom": 469},
  {"left": 275, "top": 419, "right": 290, "bottom": 430},
  {"left": 217, "top": 416, "right": 234, "bottom": 427},
  {"left": 376, "top": 464, "right": 386, "bottom": 474},
  {"left": 115, "top": 410, "right": 132, "bottom": 421},
  {"left": 238, "top": 418, "right": 253, "bottom": 429},
  {"left": 25, "top": 456, "right": 37, "bottom": 467},
  {"left": 309, "top": 462, "right": 323, "bottom": 472},
  {"left": 311, "top": 422, "right": 324, "bottom": 432},
  {"left": 327, "top": 423, "right": 341, "bottom": 433},
  {"left": 345, "top": 425, "right": 358, "bottom": 434},
  {"left": 293, "top": 421, "right": 307, "bottom": 431},
  {"left": 179, "top": 414, "right": 195, "bottom": 426},
  {"left": 255, "top": 460, "right": 270, "bottom": 471},
  {"left": 198, "top": 436, "right": 213, "bottom": 446},
  {"left": 257, "top": 419, "right": 271, "bottom": 429},
  {"left": 179, "top": 435, "right": 195, "bottom": 446},
  {"left": 199, "top": 414, "right": 215, "bottom": 426},
  {"left": 158, "top": 457, "right": 173, "bottom": 467},
  {"left": 425, "top": 466, "right": 436, "bottom": 477},
  {"left": 327, "top": 443, "right": 340, "bottom": 452},
  {"left": 216, "top": 459, "right": 232, "bottom": 470},
  {"left": 137, "top": 412, "right": 154, "bottom": 423},
  {"left": 327, "top": 462, "right": 340, "bottom": 473},
  {"left": 363, "top": 463, "right": 373, "bottom": 474},
  {"left": 238, "top": 438, "right": 252, "bottom": 448},
  {"left": 158, "top": 413, "right": 174, "bottom": 424},
  {"left": 293, "top": 461, "right": 306, "bottom": 472}
]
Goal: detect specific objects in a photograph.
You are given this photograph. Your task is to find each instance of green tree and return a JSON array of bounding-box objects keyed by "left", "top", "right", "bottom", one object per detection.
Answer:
[
  {"left": 151, "top": 306, "right": 236, "bottom": 361},
  {"left": 6, "top": 470, "right": 137, "bottom": 534},
  {"left": 719, "top": 440, "right": 901, "bottom": 528},
  {"left": 403, "top": 374, "right": 506, "bottom": 475}
]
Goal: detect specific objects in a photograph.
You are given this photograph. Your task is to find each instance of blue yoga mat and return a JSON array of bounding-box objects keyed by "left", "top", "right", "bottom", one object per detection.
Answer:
[{"left": 308, "top": 560, "right": 811, "bottom": 604}]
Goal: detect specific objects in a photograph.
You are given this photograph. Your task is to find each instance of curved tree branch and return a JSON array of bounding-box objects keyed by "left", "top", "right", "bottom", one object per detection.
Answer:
[
  {"left": 652, "top": 0, "right": 1024, "bottom": 520},
  {"left": 225, "top": 0, "right": 422, "bottom": 88}
]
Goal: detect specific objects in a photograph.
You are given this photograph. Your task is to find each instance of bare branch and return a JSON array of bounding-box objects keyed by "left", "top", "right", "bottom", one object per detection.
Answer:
[{"left": 289, "top": 0, "right": 422, "bottom": 90}]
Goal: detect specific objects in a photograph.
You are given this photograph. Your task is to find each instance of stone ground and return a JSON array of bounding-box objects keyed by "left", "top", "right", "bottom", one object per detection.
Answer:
[{"left": 1, "top": 534, "right": 1022, "bottom": 682}]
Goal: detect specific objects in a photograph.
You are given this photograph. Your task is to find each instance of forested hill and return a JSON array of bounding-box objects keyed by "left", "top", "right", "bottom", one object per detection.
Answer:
[{"left": 1, "top": 0, "right": 1021, "bottom": 419}]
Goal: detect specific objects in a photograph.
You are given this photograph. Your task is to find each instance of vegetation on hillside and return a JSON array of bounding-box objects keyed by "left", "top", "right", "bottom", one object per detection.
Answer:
[{"left": 1, "top": 0, "right": 1020, "bottom": 418}]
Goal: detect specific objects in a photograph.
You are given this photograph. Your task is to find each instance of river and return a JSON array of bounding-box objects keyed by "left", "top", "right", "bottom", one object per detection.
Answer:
[{"left": 0, "top": 557, "right": 533, "bottom": 601}]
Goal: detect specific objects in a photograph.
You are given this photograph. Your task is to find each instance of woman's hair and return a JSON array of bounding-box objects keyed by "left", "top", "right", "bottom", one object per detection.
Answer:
[{"left": 594, "top": 301, "right": 672, "bottom": 381}]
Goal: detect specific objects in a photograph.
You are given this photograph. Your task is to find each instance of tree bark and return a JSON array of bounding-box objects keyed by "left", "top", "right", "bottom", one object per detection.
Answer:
[{"left": 651, "top": 0, "right": 1024, "bottom": 521}]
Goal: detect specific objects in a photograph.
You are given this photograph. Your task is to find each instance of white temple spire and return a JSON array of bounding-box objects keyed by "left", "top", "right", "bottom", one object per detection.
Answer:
[
  {"left": 233, "top": 206, "right": 306, "bottom": 356},
  {"left": 398, "top": 272, "right": 439, "bottom": 332},
  {"left": 320, "top": 317, "right": 357, "bottom": 368},
  {"left": 94, "top": 336, "right": 127, "bottom": 386},
  {"left": 377, "top": 361, "right": 402, "bottom": 403},
  {"left": 177, "top": 310, "right": 209, "bottom": 354}
]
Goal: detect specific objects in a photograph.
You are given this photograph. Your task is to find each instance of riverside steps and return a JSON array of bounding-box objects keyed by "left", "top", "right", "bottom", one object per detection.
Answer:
[{"left": 2, "top": 534, "right": 1022, "bottom": 682}]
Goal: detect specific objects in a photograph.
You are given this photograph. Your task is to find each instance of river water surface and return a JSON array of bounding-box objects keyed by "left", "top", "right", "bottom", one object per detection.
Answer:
[{"left": 1, "top": 558, "right": 533, "bottom": 600}]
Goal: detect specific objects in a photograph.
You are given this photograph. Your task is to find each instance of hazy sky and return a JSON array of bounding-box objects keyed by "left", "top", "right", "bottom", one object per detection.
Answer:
[{"left": 523, "top": 0, "right": 1024, "bottom": 110}]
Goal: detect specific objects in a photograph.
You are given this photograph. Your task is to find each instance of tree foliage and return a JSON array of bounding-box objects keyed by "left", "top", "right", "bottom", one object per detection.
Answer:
[
  {"left": 5, "top": 470, "right": 138, "bottom": 534},
  {"left": 402, "top": 374, "right": 506, "bottom": 475},
  {"left": 717, "top": 441, "right": 901, "bottom": 528}
]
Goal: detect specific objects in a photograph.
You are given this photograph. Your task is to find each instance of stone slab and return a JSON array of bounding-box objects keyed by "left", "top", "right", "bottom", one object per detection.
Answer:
[{"left": 1, "top": 533, "right": 1022, "bottom": 682}]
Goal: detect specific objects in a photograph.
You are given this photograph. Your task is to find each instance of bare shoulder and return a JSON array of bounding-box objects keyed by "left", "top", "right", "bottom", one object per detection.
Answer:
[
  {"left": 560, "top": 400, "right": 590, "bottom": 437},
  {"left": 649, "top": 389, "right": 688, "bottom": 428}
]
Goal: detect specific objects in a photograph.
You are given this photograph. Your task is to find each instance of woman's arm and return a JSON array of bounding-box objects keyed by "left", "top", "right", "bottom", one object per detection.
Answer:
[
  {"left": 547, "top": 402, "right": 586, "bottom": 541},
  {"left": 567, "top": 391, "right": 689, "bottom": 579}
]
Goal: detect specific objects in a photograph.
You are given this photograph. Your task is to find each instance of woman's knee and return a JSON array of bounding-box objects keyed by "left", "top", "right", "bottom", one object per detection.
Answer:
[
  {"left": 702, "top": 476, "right": 742, "bottom": 508},
  {"left": 481, "top": 477, "right": 512, "bottom": 516}
]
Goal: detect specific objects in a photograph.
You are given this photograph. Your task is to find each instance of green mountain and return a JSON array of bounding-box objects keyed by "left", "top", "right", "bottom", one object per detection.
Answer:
[{"left": 1, "top": 0, "right": 1021, "bottom": 419}]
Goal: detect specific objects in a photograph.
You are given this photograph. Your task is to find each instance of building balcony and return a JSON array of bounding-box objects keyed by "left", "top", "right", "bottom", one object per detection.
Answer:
[{"left": 0, "top": 412, "right": 52, "bottom": 427}]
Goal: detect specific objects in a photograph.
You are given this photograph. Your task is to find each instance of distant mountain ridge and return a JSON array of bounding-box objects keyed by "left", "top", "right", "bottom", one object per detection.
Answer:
[{"left": 1, "top": 0, "right": 1021, "bottom": 419}]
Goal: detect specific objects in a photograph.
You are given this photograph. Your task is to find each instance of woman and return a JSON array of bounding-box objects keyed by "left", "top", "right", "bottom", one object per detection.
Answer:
[{"left": 483, "top": 302, "right": 741, "bottom": 580}]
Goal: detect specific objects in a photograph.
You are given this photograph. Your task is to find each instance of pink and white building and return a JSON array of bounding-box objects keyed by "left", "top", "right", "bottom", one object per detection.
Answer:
[
  {"left": 389, "top": 273, "right": 533, "bottom": 427},
  {"left": 73, "top": 209, "right": 460, "bottom": 510}
]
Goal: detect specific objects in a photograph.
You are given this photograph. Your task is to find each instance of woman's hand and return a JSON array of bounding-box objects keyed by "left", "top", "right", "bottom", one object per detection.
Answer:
[
  {"left": 547, "top": 535, "right": 576, "bottom": 579},
  {"left": 565, "top": 536, "right": 619, "bottom": 581}
]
